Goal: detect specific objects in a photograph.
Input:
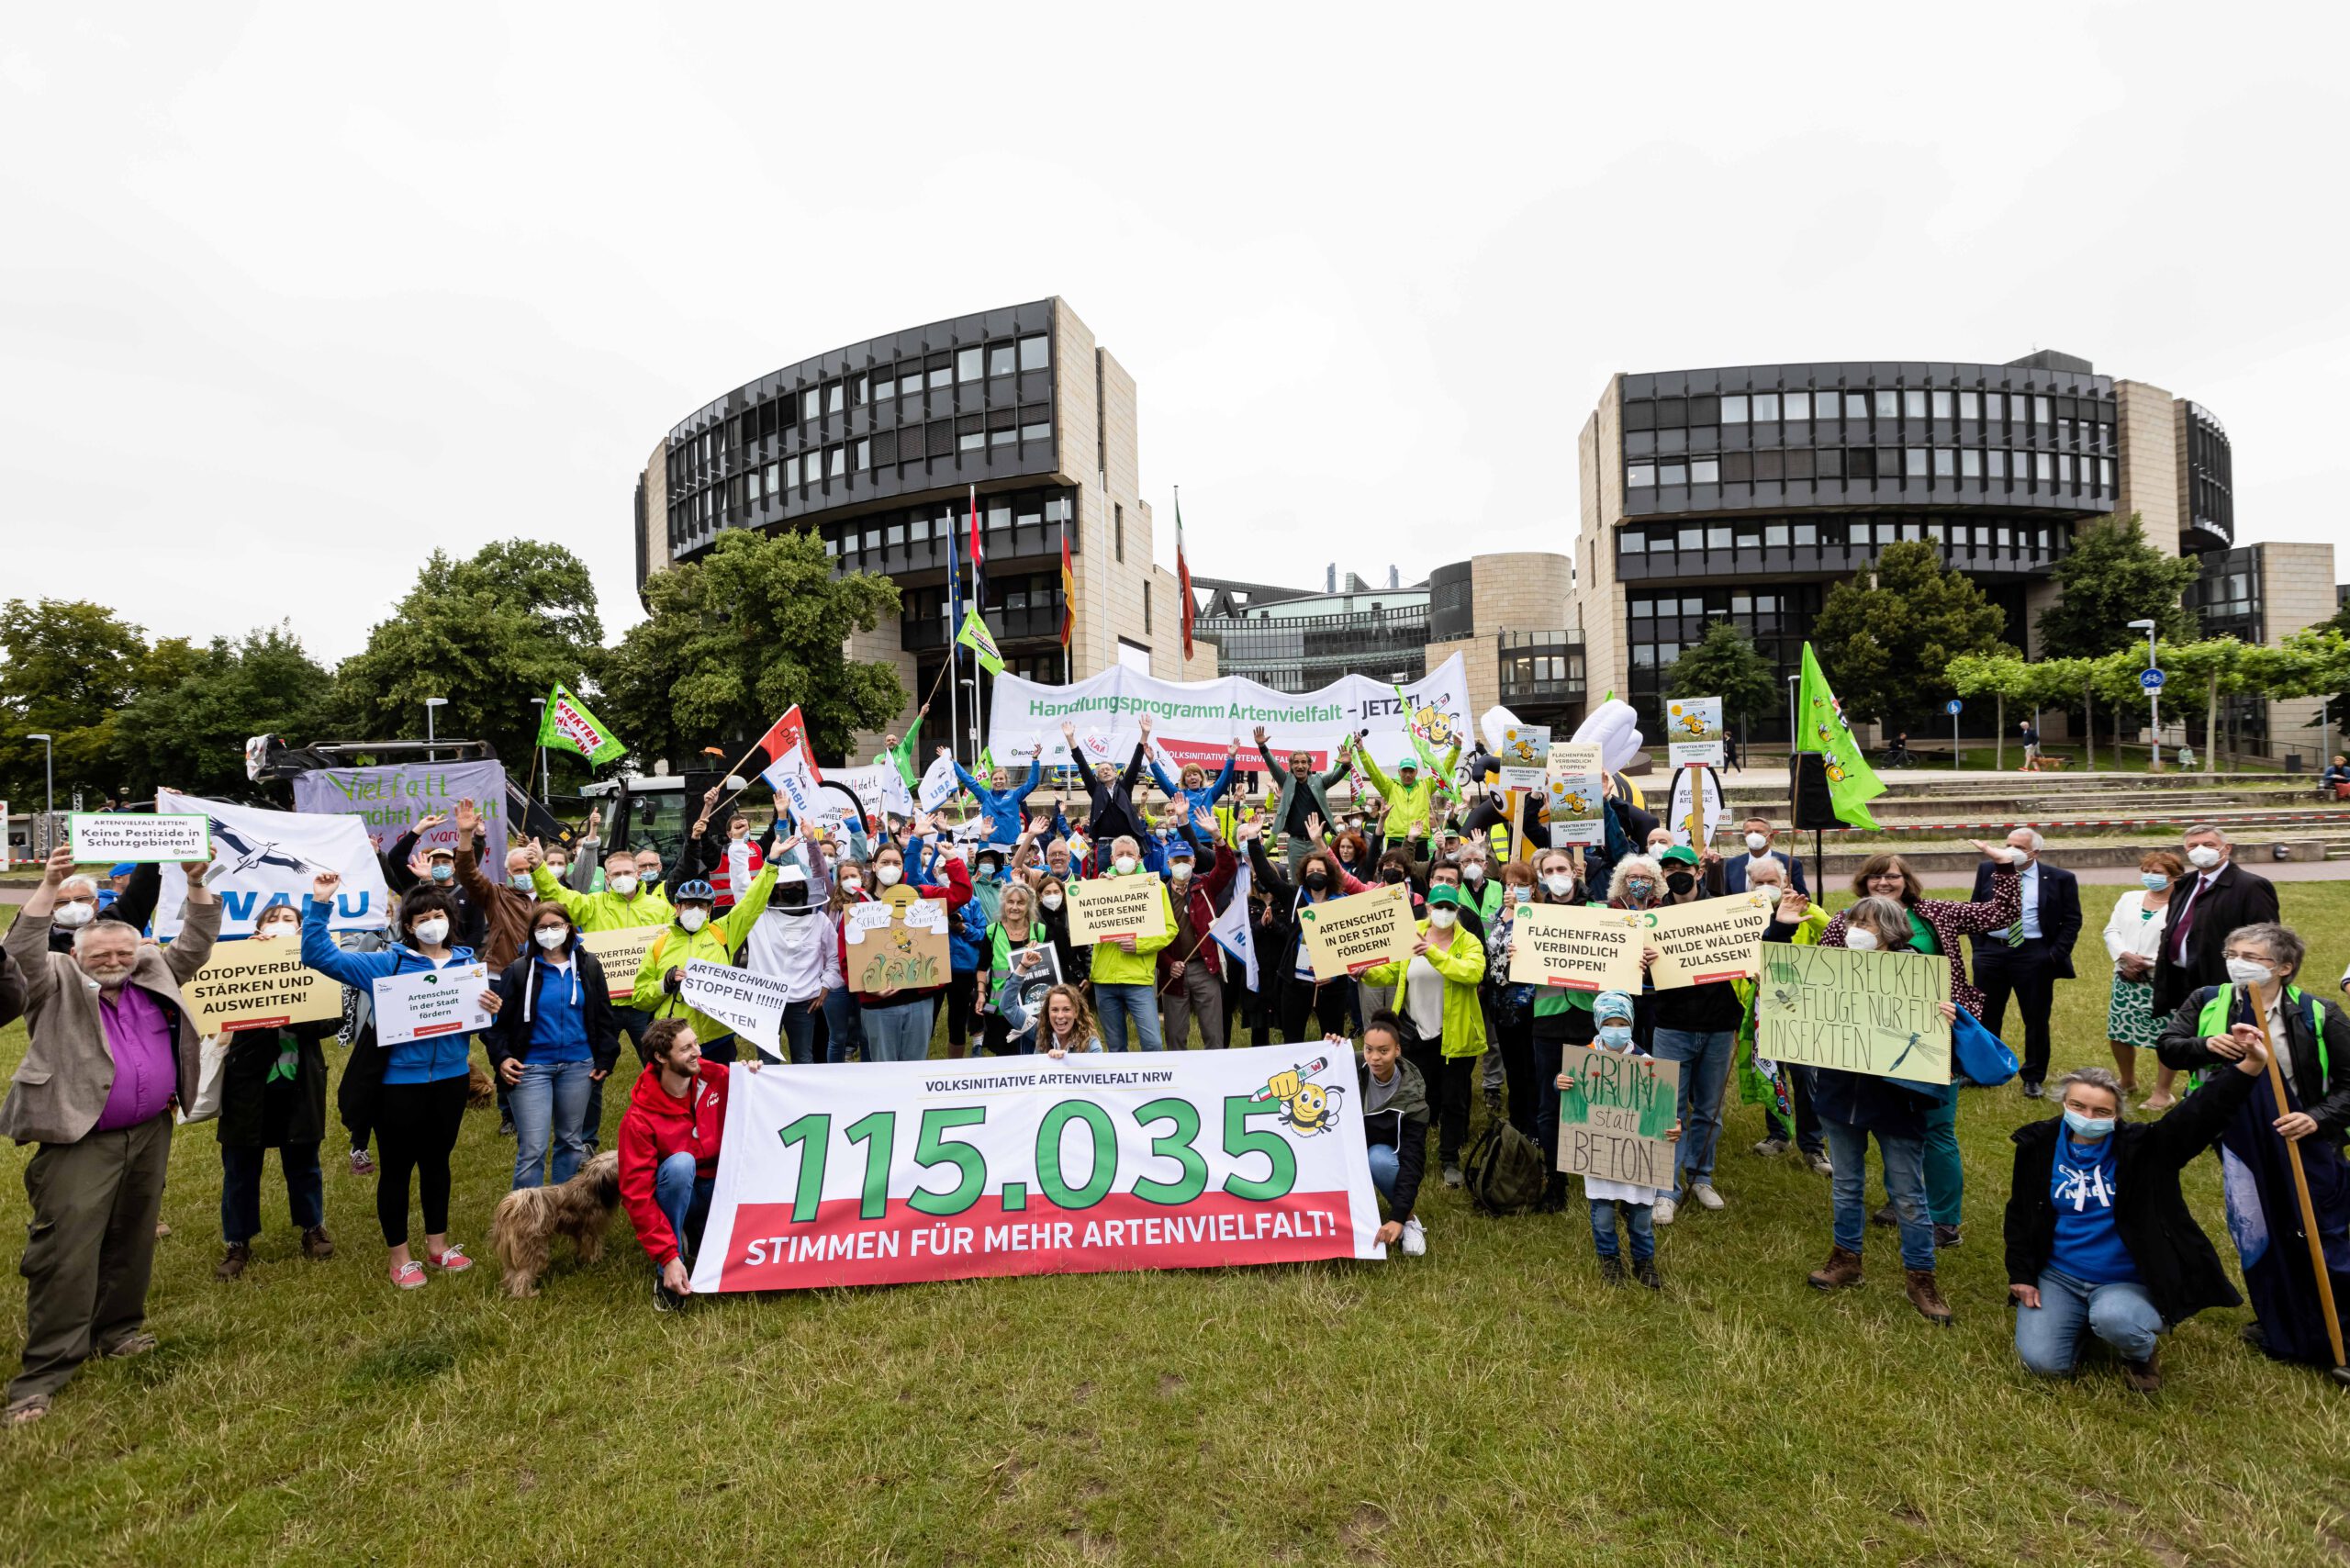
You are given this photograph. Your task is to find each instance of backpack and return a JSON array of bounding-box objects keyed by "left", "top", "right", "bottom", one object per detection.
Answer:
[{"left": 1460, "top": 1118, "right": 1550, "bottom": 1215}]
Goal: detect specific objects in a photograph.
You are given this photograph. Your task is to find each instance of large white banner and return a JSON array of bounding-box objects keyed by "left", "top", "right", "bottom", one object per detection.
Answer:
[
  {"left": 987, "top": 653, "right": 1471, "bottom": 778},
  {"left": 689, "top": 1042, "right": 1384, "bottom": 1293},
  {"left": 289, "top": 759, "right": 509, "bottom": 858},
  {"left": 153, "top": 790, "right": 393, "bottom": 939}
]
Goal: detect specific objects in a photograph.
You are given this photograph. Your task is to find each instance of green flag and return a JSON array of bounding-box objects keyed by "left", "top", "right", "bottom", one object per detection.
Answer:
[
  {"left": 957, "top": 606, "right": 1005, "bottom": 676},
  {"left": 538, "top": 682, "right": 625, "bottom": 766},
  {"left": 1795, "top": 643, "right": 1886, "bottom": 830}
]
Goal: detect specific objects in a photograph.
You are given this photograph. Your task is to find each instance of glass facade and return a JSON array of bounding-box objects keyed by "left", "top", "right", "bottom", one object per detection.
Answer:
[
  {"left": 1192, "top": 606, "right": 1431, "bottom": 693},
  {"left": 2183, "top": 403, "right": 2234, "bottom": 551}
]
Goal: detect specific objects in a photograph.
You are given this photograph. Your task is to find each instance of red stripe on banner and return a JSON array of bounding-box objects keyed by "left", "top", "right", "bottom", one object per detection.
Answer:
[
  {"left": 714, "top": 1188, "right": 1361, "bottom": 1291},
  {"left": 411, "top": 1020, "right": 464, "bottom": 1037}
]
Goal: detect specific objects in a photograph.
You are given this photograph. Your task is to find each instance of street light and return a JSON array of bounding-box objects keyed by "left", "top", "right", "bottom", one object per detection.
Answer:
[
  {"left": 26, "top": 733, "right": 52, "bottom": 827},
  {"left": 532, "top": 697, "right": 549, "bottom": 804},
  {"left": 423, "top": 697, "right": 448, "bottom": 763},
  {"left": 2126, "top": 618, "right": 2159, "bottom": 770}
]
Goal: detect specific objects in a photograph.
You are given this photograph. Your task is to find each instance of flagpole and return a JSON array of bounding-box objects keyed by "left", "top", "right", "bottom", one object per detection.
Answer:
[{"left": 945, "top": 594, "right": 960, "bottom": 775}]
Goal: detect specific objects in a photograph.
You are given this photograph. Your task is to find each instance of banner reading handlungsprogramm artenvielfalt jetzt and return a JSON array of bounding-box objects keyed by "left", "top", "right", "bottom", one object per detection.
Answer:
[{"left": 688, "top": 1043, "right": 1386, "bottom": 1292}]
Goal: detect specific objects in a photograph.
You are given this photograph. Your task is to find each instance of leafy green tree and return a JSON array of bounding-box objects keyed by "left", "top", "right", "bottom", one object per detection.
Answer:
[
  {"left": 1948, "top": 650, "right": 2032, "bottom": 767},
  {"left": 112, "top": 625, "right": 339, "bottom": 799},
  {"left": 0, "top": 598, "right": 150, "bottom": 808},
  {"left": 2034, "top": 513, "right": 2202, "bottom": 657},
  {"left": 603, "top": 529, "right": 906, "bottom": 767},
  {"left": 1664, "top": 619, "right": 1777, "bottom": 735},
  {"left": 331, "top": 541, "right": 605, "bottom": 774},
  {"left": 1810, "top": 541, "right": 2011, "bottom": 731}
]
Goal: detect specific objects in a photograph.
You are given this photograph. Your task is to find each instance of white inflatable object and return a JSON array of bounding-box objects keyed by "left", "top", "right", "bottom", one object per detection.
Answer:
[
  {"left": 1571, "top": 699, "right": 1644, "bottom": 774},
  {"left": 1478, "top": 705, "right": 1520, "bottom": 756}
]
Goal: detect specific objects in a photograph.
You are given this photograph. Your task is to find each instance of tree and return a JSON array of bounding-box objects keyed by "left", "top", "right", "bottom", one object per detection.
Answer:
[
  {"left": 331, "top": 540, "right": 605, "bottom": 774},
  {"left": 602, "top": 529, "right": 907, "bottom": 767},
  {"left": 0, "top": 598, "right": 150, "bottom": 809},
  {"left": 1810, "top": 541, "right": 2011, "bottom": 732},
  {"left": 1664, "top": 620, "right": 1777, "bottom": 738},
  {"left": 2034, "top": 513, "right": 2202, "bottom": 658},
  {"left": 112, "top": 624, "right": 339, "bottom": 799}
]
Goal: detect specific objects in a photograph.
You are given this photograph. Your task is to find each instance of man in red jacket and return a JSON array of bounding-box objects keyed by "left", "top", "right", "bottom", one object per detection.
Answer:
[{"left": 619, "top": 1017, "right": 756, "bottom": 1310}]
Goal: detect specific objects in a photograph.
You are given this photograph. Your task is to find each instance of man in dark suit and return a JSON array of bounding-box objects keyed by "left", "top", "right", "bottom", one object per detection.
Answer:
[
  {"left": 1722, "top": 815, "right": 1809, "bottom": 897},
  {"left": 1969, "top": 828, "right": 2082, "bottom": 1098},
  {"left": 2150, "top": 823, "right": 2280, "bottom": 1019}
]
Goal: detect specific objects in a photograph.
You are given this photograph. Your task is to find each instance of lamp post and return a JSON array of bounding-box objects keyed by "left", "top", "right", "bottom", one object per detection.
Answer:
[
  {"left": 2127, "top": 618, "right": 2159, "bottom": 770},
  {"left": 532, "top": 697, "right": 549, "bottom": 804},
  {"left": 423, "top": 697, "right": 447, "bottom": 762},
  {"left": 27, "top": 734, "right": 53, "bottom": 846}
]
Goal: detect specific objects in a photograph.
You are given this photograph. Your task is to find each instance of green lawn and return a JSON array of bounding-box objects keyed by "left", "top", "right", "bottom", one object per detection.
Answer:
[{"left": 4, "top": 890, "right": 2349, "bottom": 1566}]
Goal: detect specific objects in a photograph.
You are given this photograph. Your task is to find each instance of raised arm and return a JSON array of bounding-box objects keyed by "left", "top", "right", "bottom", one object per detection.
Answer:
[{"left": 298, "top": 877, "right": 392, "bottom": 988}]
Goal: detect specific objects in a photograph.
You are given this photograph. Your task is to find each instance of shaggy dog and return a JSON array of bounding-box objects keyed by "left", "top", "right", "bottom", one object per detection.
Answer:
[{"left": 487, "top": 1149, "right": 621, "bottom": 1297}]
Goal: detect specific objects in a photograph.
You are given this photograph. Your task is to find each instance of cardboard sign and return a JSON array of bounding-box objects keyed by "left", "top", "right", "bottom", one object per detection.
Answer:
[
  {"left": 679, "top": 959, "right": 793, "bottom": 1053},
  {"left": 580, "top": 925, "right": 667, "bottom": 1001},
  {"left": 1755, "top": 944, "right": 1952, "bottom": 1086},
  {"left": 183, "top": 936, "right": 340, "bottom": 1035},
  {"left": 1064, "top": 875, "right": 1169, "bottom": 946},
  {"left": 844, "top": 897, "right": 951, "bottom": 995},
  {"left": 372, "top": 962, "right": 491, "bottom": 1048},
  {"left": 1544, "top": 744, "right": 1606, "bottom": 847},
  {"left": 1507, "top": 902, "right": 1645, "bottom": 992},
  {"left": 1296, "top": 882, "right": 1417, "bottom": 980},
  {"left": 1667, "top": 764, "right": 1727, "bottom": 850},
  {"left": 69, "top": 812, "right": 209, "bottom": 864},
  {"left": 1640, "top": 892, "right": 1775, "bottom": 989},
  {"left": 1665, "top": 697, "right": 1726, "bottom": 768},
  {"left": 1557, "top": 1046, "right": 1681, "bottom": 1190},
  {"left": 1496, "top": 723, "right": 1550, "bottom": 794}
]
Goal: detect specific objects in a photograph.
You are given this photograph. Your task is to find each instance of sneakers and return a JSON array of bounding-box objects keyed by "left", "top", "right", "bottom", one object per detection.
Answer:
[
  {"left": 1597, "top": 1253, "right": 1628, "bottom": 1285},
  {"left": 392, "top": 1260, "right": 426, "bottom": 1290},
  {"left": 1652, "top": 1196, "right": 1678, "bottom": 1226},
  {"left": 103, "top": 1331, "right": 158, "bottom": 1360},
  {"left": 1807, "top": 1246, "right": 1864, "bottom": 1291},
  {"left": 2021, "top": 1081, "right": 2045, "bottom": 1100},
  {"left": 1751, "top": 1137, "right": 1789, "bottom": 1158},
  {"left": 1441, "top": 1165, "right": 1464, "bottom": 1190},
  {"left": 301, "top": 1226, "right": 335, "bottom": 1261},
  {"left": 1399, "top": 1216, "right": 1427, "bottom": 1257},
  {"left": 349, "top": 1147, "right": 375, "bottom": 1177},
  {"left": 1904, "top": 1269, "right": 1953, "bottom": 1326},
  {"left": 1805, "top": 1150, "right": 1834, "bottom": 1176},
  {"left": 426, "top": 1244, "right": 473, "bottom": 1274},
  {"left": 214, "top": 1242, "right": 251, "bottom": 1282},
  {"left": 1690, "top": 1182, "right": 1725, "bottom": 1212},
  {"left": 1632, "top": 1257, "right": 1662, "bottom": 1292},
  {"left": 1933, "top": 1224, "right": 1963, "bottom": 1249},
  {"left": 2122, "top": 1348, "right": 2162, "bottom": 1394}
]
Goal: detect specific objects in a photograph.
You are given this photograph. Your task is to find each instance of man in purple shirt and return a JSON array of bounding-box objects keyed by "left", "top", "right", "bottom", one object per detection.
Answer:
[{"left": 2, "top": 846, "right": 219, "bottom": 1428}]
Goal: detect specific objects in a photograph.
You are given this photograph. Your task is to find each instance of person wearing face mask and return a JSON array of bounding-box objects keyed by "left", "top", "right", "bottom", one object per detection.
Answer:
[
  {"left": 632, "top": 847, "right": 783, "bottom": 1067},
  {"left": 1062, "top": 718, "right": 1153, "bottom": 871},
  {"left": 1249, "top": 722, "right": 1353, "bottom": 875},
  {"left": 1243, "top": 822, "right": 1373, "bottom": 1045},
  {"left": 951, "top": 742, "right": 1046, "bottom": 854},
  {"left": 210, "top": 903, "right": 341, "bottom": 1282},
  {"left": 1721, "top": 816, "right": 1808, "bottom": 898},
  {"left": 40, "top": 872, "right": 106, "bottom": 954},
  {"left": 817, "top": 866, "right": 871, "bottom": 1062},
  {"left": 833, "top": 815, "right": 972, "bottom": 1063},
  {"left": 1156, "top": 810, "right": 1237, "bottom": 1051},
  {"left": 1479, "top": 862, "right": 1542, "bottom": 1137},
  {"left": 532, "top": 843, "right": 676, "bottom": 938},
  {"left": 1032, "top": 874, "right": 1086, "bottom": 989},
  {"left": 2101, "top": 851, "right": 2186, "bottom": 1104},
  {"left": 2149, "top": 824, "right": 2280, "bottom": 1027},
  {"left": 1084, "top": 834, "right": 1178, "bottom": 1053},
  {"left": 1524, "top": 848, "right": 1602, "bottom": 1208},
  {"left": 1735, "top": 867, "right": 1832, "bottom": 1176},
  {"left": 1347, "top": 733, "right": 1460, "bottom": 866},
  {"left": 1636, "top": 845, "right": 1740, "bottom": 1223},
  {"left": 1361, "top": 883, "right": 1487, "bottom": 1188},
  {"left": 1968, "top": 828, "right": 2083, "bottom": 1102},
  {"left": 1146, "top": 734, "right": 1241, "bottom": 825},
  {"left": 298, "top": 876, "right": 501, "bottom": 1291},
  {"left": 2155, "top": 923, "right": 2350, "bottom": 1370},
  {"left": 738, "top": 833, "right": 843, "bottom": 1068},
  {"left": 2005, "top": 1058, "right": 2274, "bottom": 1392},
  {"left": 484, "top": 905, "right": 621, "bottom": 1192},
  {"left": 1556, "top": 991, "right": 1680, "bottom": 1288},
  {"left": 1, "top": 848, "right": 219, "bottom": 1427}
]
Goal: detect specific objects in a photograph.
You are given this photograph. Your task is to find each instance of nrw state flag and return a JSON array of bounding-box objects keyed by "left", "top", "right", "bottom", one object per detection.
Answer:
[
  {"left": 752, "top": 706, "right": 825, "bottom": 825},
  {"left": 539, "top": 682, "right": 625, "bottom": 765}
]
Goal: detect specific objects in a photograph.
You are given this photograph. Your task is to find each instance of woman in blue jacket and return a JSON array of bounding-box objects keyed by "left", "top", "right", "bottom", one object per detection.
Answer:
[
  {"left": 1147, "top": 736, "right": 1240, "bottom": 822},
  {"left": 951, "top": 745, "right": 1044, "bottom": 850},
  {"left": 301, "top": 872, "right": 502, "bottom": 1290},
  {"left": 484, "top": 902, "right": 621, "bottom": 1193}
]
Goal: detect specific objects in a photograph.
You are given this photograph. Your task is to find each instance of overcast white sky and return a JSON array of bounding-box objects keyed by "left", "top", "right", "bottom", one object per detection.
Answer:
[{"left": 6, "top": 3, "right": 2344, "bottom": 663}]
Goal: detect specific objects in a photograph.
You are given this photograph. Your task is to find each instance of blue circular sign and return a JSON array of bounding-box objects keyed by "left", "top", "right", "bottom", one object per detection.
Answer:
[
  {"left": 2141, "top": 668, "right": 2166, "bottom": 690},
  {"left": 1945, "top": 699, "right": 1963, "bottom": 715}
]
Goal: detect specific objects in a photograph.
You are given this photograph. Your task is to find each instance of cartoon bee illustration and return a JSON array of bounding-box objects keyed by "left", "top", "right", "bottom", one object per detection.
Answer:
[
  {"left": 1675, "top": 711, "right": 1709, "bottom": 739},
  {"left": 1825, "top": 761, "right": 1847, "bottom": 784},
  {"left": 1557, "top": 790, "right": 1592, "bottom": 816},
  {"left": 1252, "top": 1059, "right": 1345, "bottom": 1137}
]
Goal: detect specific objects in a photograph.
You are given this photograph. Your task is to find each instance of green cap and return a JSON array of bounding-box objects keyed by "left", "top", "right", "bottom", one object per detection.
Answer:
[
  {"left": 1426, "top": 883, "right": 1460, "bottom": 907},
  {"left": 1659, "top": 844, "right": 1700, "bottom": 866}
]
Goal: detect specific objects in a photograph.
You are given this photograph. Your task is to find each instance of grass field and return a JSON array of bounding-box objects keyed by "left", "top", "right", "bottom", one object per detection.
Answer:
[{"left": 3, "top": 886, "right": 2349, "bottom": 1567}]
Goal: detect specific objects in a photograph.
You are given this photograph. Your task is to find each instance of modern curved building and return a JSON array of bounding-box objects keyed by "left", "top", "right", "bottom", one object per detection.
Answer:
[{"left": 633, "top": 297, "right": 1212, "bottom": 762}]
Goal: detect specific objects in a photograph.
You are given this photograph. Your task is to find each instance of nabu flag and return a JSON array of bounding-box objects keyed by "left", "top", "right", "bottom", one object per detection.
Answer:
[
  {"left": 1795, "top": 642, "right": 1886, "bottom": 831},
  {"left": 957, "top": 606, "right": 1005, "bottom": 677},
  {"left": 539, "top": 683, "right": 625, "bottom": 766},
  {"left": 751, "top": 705, "right": 825, "bottom": 826},
  {"left": 1208, "top": 847, "right": 1259, "bottom": 991}
]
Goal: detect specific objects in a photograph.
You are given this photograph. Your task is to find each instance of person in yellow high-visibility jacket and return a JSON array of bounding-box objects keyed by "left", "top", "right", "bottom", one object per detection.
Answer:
[{"left": 1348, "top": 735, "right": 1459, "bottom": 863}]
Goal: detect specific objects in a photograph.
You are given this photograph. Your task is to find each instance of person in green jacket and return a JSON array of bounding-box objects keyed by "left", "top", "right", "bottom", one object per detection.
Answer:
[
  {"left": 1085, "top": 835, "right": 1177, "bottom": 1051},
  {"left": 630, "top": 866, "right": 779, "bottom": 1066},
  {"left": 1362, "top": 883, "right": 1487, "bottom": 1188},
  {"left": 1251, "top": 724, "right": 1352, "bottom": 876},
  {"left": 1348, "top": 736, "right": 1460, "bottom": 863},
  {"left": 532, "top": 843, "right": 675, "bottom": 935},
  {"left": 871, "top": 702, "right": 931, "bottom": 790}
]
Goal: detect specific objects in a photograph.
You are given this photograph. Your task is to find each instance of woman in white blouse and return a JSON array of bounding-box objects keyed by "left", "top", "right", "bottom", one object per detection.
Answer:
[{"left": 2102, "top": 849, "right": 2184, "bottom": 1104}]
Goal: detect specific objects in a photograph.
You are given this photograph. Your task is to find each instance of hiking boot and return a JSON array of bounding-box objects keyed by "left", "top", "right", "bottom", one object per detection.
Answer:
[
  {"left": 1933, "top": 1224, "right": 1963, "bottom": 1249},
  {"left": 214, "top": 1242, "right": 251, "bottom": 1282},
  {"left": 301, "top": 1226, "right": 335, "bottom": 1261},
  {"left": 1807, "top": 1246, "right": 1863, "bottom": 1292},
  {"left": 2121, "top": 1349, "right": 2162, "bottom": 1395},
  {"left": 1633, "top": 1257, "right": 1662, "bottom": 1292},
  {"left": 1904, "top": 1269, "right": 1953, "bottom": 1326},
  {"left": 1597, "top": 1253, "right": 1628, "bottom": 1285},
  {"left": 1870, "top": 1200, "right": 1897, "bottom": 1228}
]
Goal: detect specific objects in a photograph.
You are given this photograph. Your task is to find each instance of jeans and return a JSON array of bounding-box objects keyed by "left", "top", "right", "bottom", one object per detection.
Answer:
[
  {"left": 509, "top": 1058, "right": 594, "bottom": 1191},
  {"left": 219, "top": 1141, "right": 323, "bottom": 1243},
  {"left": 1367, "top": 1143, "right": 1400, "bottom": 1210},
  {"left": 861, "top": 999, "right": 935, "bottom": 1062},
  {"left": 780, "top": 998, "right": 822, "bottom": 1067},
  {"left": 1094, "top": 982, "right": 1165, "bottom": 1052},
  {"left": 1651, "top": 1027, "right": 1736, "bottom": 1194},
  {"left": 654, "top": 1151, "right": 714, "bottom": 1269},
  {"left": 822, "top": 987, "right": 866, "bottom": 1063},
  {"left": 2015, "top": 1268, "right": 2163, "bottom": 1374},
  {"left": 1923, "top": 1087, "right": 1963, "bottom": 1226},
  {"left": 1589, "top": 1197, "right": 1656, "bottom": 1262},
  {"left": 1824, "top": 1116, "right": 1934, "bottom": 1271}
]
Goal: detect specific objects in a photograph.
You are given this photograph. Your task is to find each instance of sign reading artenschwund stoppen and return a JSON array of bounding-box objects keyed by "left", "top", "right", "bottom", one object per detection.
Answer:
[
  {"left": 1507, "top": 903, "right": 1645, "bottom": 992},
  {"left": 1064, "top": 875, "right": 1169, "bottom": 946},
  {"left": 1557, "top": 1046, "right": 1681, "bottom": 1189},
  {"left": 1297, "top": 883, "right": 1416, "bottom": 980},
  {"left": 1640, "top": 892, "right": 1776, "bottom": 989},
  {"left": 679, "top": 959, "right": 792, "bottom": 1054},
  {"left": 1756, "top": 943, "right": 1952, "bottom": 1087},
  {"left": 183, "top": 936, "right": 339, "bottom": 1035}
]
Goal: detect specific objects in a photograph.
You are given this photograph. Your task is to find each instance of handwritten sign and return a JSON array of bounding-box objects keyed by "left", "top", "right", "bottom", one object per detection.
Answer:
[
  {"left": 372, "top": 962, "right": 491, "bottom": 1048},
  {"left": 679, "top": 959, "right": 792, "bottom": 1052},
  {"left": 1557, "top": 1046, "right": 1681, "bottom": 1190},
  {"left": 1507, "top": 902, "right": 1644, "bottom": 992},
  {"left": 184, "top": 936, "right": 340, "bottom": 1035},
  {"left": 1544, "top": 744, "right": 1606, "bottom": 847},
  {"left": 1296, "top": 883, "right": 1416, "bottom": 980},
  {"left": 845, "top": 897, "right": 951, "bottom": 995},
  {"left": 580, "top": 925, "right": 666, "bottom": 1001},
  {"left": 1065, "top": 875, "right": 1169, "bottom": 946},
  {"left": 1665, "top": 697, "right": 1725, "bottom": 768},
  {"left": 1641, "top": 892, "right": 1774, "bottom": 989},
  {"left": 1756, "top": 944, "right": 1951, "bottom": 1086},
  {"left": 69, "top": 812, "right": 210, "bottom": 864}
]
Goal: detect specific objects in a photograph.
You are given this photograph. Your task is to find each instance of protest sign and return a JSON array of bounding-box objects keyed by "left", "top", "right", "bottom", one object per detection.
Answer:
[
  {"left": 1296, "top": 883, "right": 1416, "bottom": 980},
  {"left": 1665, "top": 696, "right": 1726, "bottom": 767},
  {"left": 69, "top": 812, "right": 209, "bottom": 864},
  {"left": 680, "top": 959, "right": 792, "bottom": 1053},
  {"left": 1495, "top": 722, "right": 1551, "bottom": 794},
  {"left": 1640, "top": 891, "right": 1775, "bottom": 989},
  {"left": 1507, "top": 902, "right": 1645, "bottom": 992},
  {"left": 688, "top": 1041, "right": 1384, "bottom": 1293},
  {"left": 918, "top": 750, "right": 963, "bottom": 812},
  {"left": 1545, "top": 743, "right": 1606, "bottom": 847},
  {"left": 844, "top": 898, "right": 951, "bottom": 995},
  {"left": 183, "top": 936, "right": 339, "bottom": 1035},
  {"left": 580, "top": 925, "right": 666, "bottom": 1001},
  {"left": 992, "top": 940, "right": 1063, "bottom": 1036},
  {"left": 1756, "top": 944, "right": 1952, "bottom": 1086},
  {"left": 1556, "top": 1046, "right": 1681, "bottom": 1189},
  {"left": 291, "top": 759, "right": 508, "bottom": 859},
  {"left": 1667, "top": 764, "right": 1727, "bottom": 849},
  {"left": 153, "top": 790, "right": 391, "bottom": 939},
  {"left": 372, "top": 963, "right": 491, "bottom": 1048},
  {"left": 1065, "top": 875, "right": 1169, "bottom": 946}
]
